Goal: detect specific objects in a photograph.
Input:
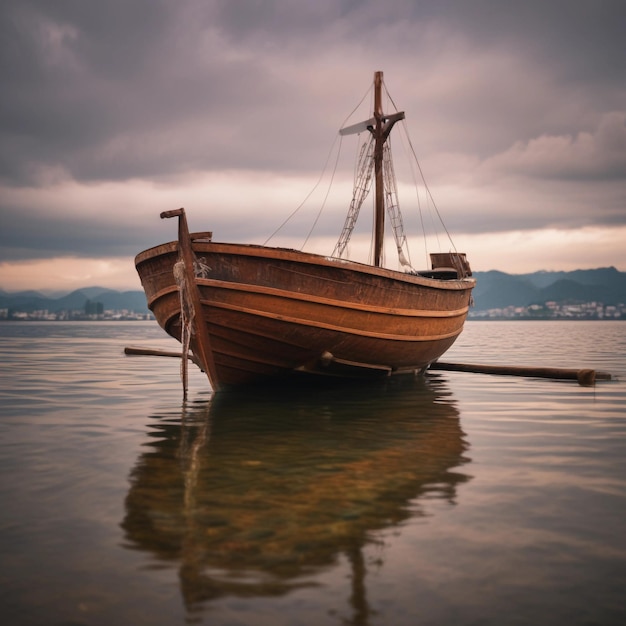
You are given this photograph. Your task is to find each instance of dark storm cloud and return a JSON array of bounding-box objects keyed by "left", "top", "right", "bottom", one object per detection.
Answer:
[
  {"left": 0, "top": 0, "right": 177, "bottom": 182},
  {"left": 0, "top": 209, "right": 142, "bottom": 261},
  {"left": 0, "top": 0, "right": 306, "bottom": 183},
  {"left": 0, "top": 0, "right": 625, "bottom": 277},
  {"left": 1, "top": 0, "right": 390, "bottom": 187},
  {"left": 0, "top": 200, "right": 266, "bottom": 262},
  {"left": 437, "top": 0, "right": 626, "bottom": 84},
  {"left": 1, "top": 0, "right": 625, "bottom": 185}
]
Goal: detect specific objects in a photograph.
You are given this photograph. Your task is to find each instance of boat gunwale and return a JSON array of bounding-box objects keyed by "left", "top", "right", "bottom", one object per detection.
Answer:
[{"left": 135, "top": 240, "right": 476, "bottom": 292}]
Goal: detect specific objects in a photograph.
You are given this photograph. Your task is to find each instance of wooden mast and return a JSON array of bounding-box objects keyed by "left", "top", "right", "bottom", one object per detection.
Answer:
[
  {"left": 337, "top": 72, "right": 404, "bottom": 267},
  {"left": 373, "top": 71, "right": 385, "bottom": 267},
  {"left": 372, "top": 71, "right": 404, "bottom": 267}
]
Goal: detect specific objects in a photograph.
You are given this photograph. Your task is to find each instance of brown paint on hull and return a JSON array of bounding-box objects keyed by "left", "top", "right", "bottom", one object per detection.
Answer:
[{"left": 136, "top": 240, "right": 475, "bottom": 390}]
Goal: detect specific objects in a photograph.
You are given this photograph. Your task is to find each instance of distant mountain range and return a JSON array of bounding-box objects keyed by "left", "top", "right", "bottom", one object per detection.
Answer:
[
  {"left": 472, "top": 267, "right": 626, "bottom": 311},
  {"left": 1, "top": 267, "right": 625, "bottom": 315},
  {"left": 0, "top": 286, "right": 150, "bottom": 314}
]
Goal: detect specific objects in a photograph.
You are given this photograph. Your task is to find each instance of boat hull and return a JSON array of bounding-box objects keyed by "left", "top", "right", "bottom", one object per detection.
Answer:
[{"left": 136, "top": 241, "right": 475, "bottom": 390}]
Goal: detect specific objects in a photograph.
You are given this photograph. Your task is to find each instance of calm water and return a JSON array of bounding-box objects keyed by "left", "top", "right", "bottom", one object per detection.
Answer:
[{"left": 0, "top": 320, "right": 625, "bottom": 626}]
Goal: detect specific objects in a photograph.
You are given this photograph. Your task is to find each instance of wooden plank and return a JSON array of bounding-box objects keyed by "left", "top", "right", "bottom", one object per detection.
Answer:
[{"left": 430, "top": 361, "right": 611, "bottom": 386}]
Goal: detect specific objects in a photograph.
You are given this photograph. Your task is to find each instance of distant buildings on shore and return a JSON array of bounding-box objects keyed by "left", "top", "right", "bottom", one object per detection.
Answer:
[
  {"left": 0, "top": 307, "right": 153, "bottom": 321},
  {"left": 0, "top": 302, "right": 626, "bottom": 322},
  {"left": 1, "top": 300, "right": 625, "bottom": 322},
  {"left": 470, "top": 301, "right": 626, "bottom": 320}
]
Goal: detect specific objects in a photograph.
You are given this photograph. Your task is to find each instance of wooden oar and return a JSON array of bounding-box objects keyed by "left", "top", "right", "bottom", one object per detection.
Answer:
[
  {"left": 430, "top": 362, "right": 612, "bottom": 386},
  {"left": 125, "top": 347, "right": 611, "bottom": 387},
  {"left": 124, "top": 346, "right": 203, "bottom": 370}
]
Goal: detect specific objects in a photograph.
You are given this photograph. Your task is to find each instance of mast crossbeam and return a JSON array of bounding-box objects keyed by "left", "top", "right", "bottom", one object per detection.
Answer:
[{"left": 333, "top": 71, "right": 409, "bottom": 268}]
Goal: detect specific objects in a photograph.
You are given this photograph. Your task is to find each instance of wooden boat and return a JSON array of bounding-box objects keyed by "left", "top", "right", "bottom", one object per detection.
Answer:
[{"left": 135, "top": 72, "right": 476, "bottom": 391}]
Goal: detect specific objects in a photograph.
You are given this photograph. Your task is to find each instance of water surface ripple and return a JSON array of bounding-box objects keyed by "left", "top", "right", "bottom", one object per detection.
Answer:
[{"left": 0, "top": 320, "right": 625, "bottom": 625}]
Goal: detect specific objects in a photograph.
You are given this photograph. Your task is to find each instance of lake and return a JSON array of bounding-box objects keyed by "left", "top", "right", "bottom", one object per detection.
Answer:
[{"left": 0, "top": 320, "right": 625, "bottom": 625}]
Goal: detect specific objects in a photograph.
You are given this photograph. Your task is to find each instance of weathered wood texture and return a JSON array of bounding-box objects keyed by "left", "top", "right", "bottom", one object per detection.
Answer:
[
  {"left": 136, "top": 240, "right": 475, "bottom": 389},
  {"left": 430, "top": 361, "right": 611, "bottom": 386}
]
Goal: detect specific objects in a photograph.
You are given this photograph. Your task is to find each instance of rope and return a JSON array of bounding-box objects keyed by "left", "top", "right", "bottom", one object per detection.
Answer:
[
  {"left": 263, "top": 82, "right": 373, "bottom": 248},
  {"left": 333, "top": 134, "right": 374, "bottom": 257},
  {"left": 262, "top": 134, "right": 342, "bottom": 247},
  {"left": 382, "top": 140, "right": 413, "bottom": 269},
  {"left": 173, "top": 259, "right": 195, "bottom": 400},
  {"left": 400, "top": 119, "right": 458, "bottom": 255},
  {"left": 386, "top": 82, "right": 458, "bottom": 261},
  {"left": 301, "top": 135, "right": 344, "bottom": 249}
]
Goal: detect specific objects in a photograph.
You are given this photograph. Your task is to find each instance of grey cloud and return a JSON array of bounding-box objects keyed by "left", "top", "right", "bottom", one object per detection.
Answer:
[
  {"left": 2, "top": 0, "right": 625, "bottom": 185},
  {"left": 479, "top": 112, "right": 626, "bottom": 181},
  {"left": 0, "top": 199, "right": 276, "bottom": 262},
  {"left": 1, "top": 0, "right": 626, "bottom": 270},
  {"left": 3, "top": 0, "right": 361, "bottom": 186},
  {"left": 426, "top": 0, "right": 626, "bottom": 82},
  {"left": 0, "top": 216, "right": 142, "bottom": 261}
]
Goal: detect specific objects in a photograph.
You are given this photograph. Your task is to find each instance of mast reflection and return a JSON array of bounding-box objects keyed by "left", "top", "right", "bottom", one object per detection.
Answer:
[{"left": 122, "top": 376, "right": 471, "bottom": 624}]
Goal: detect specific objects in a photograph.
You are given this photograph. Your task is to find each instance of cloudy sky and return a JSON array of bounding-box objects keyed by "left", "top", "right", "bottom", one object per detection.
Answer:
[{"left": 1, "top": 0, "right": 625, "bottom": 293}]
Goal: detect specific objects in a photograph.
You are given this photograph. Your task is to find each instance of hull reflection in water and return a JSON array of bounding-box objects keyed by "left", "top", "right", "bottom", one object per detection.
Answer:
[{"left": 121, "top": 376, "right": 471, "bottom": 621}]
